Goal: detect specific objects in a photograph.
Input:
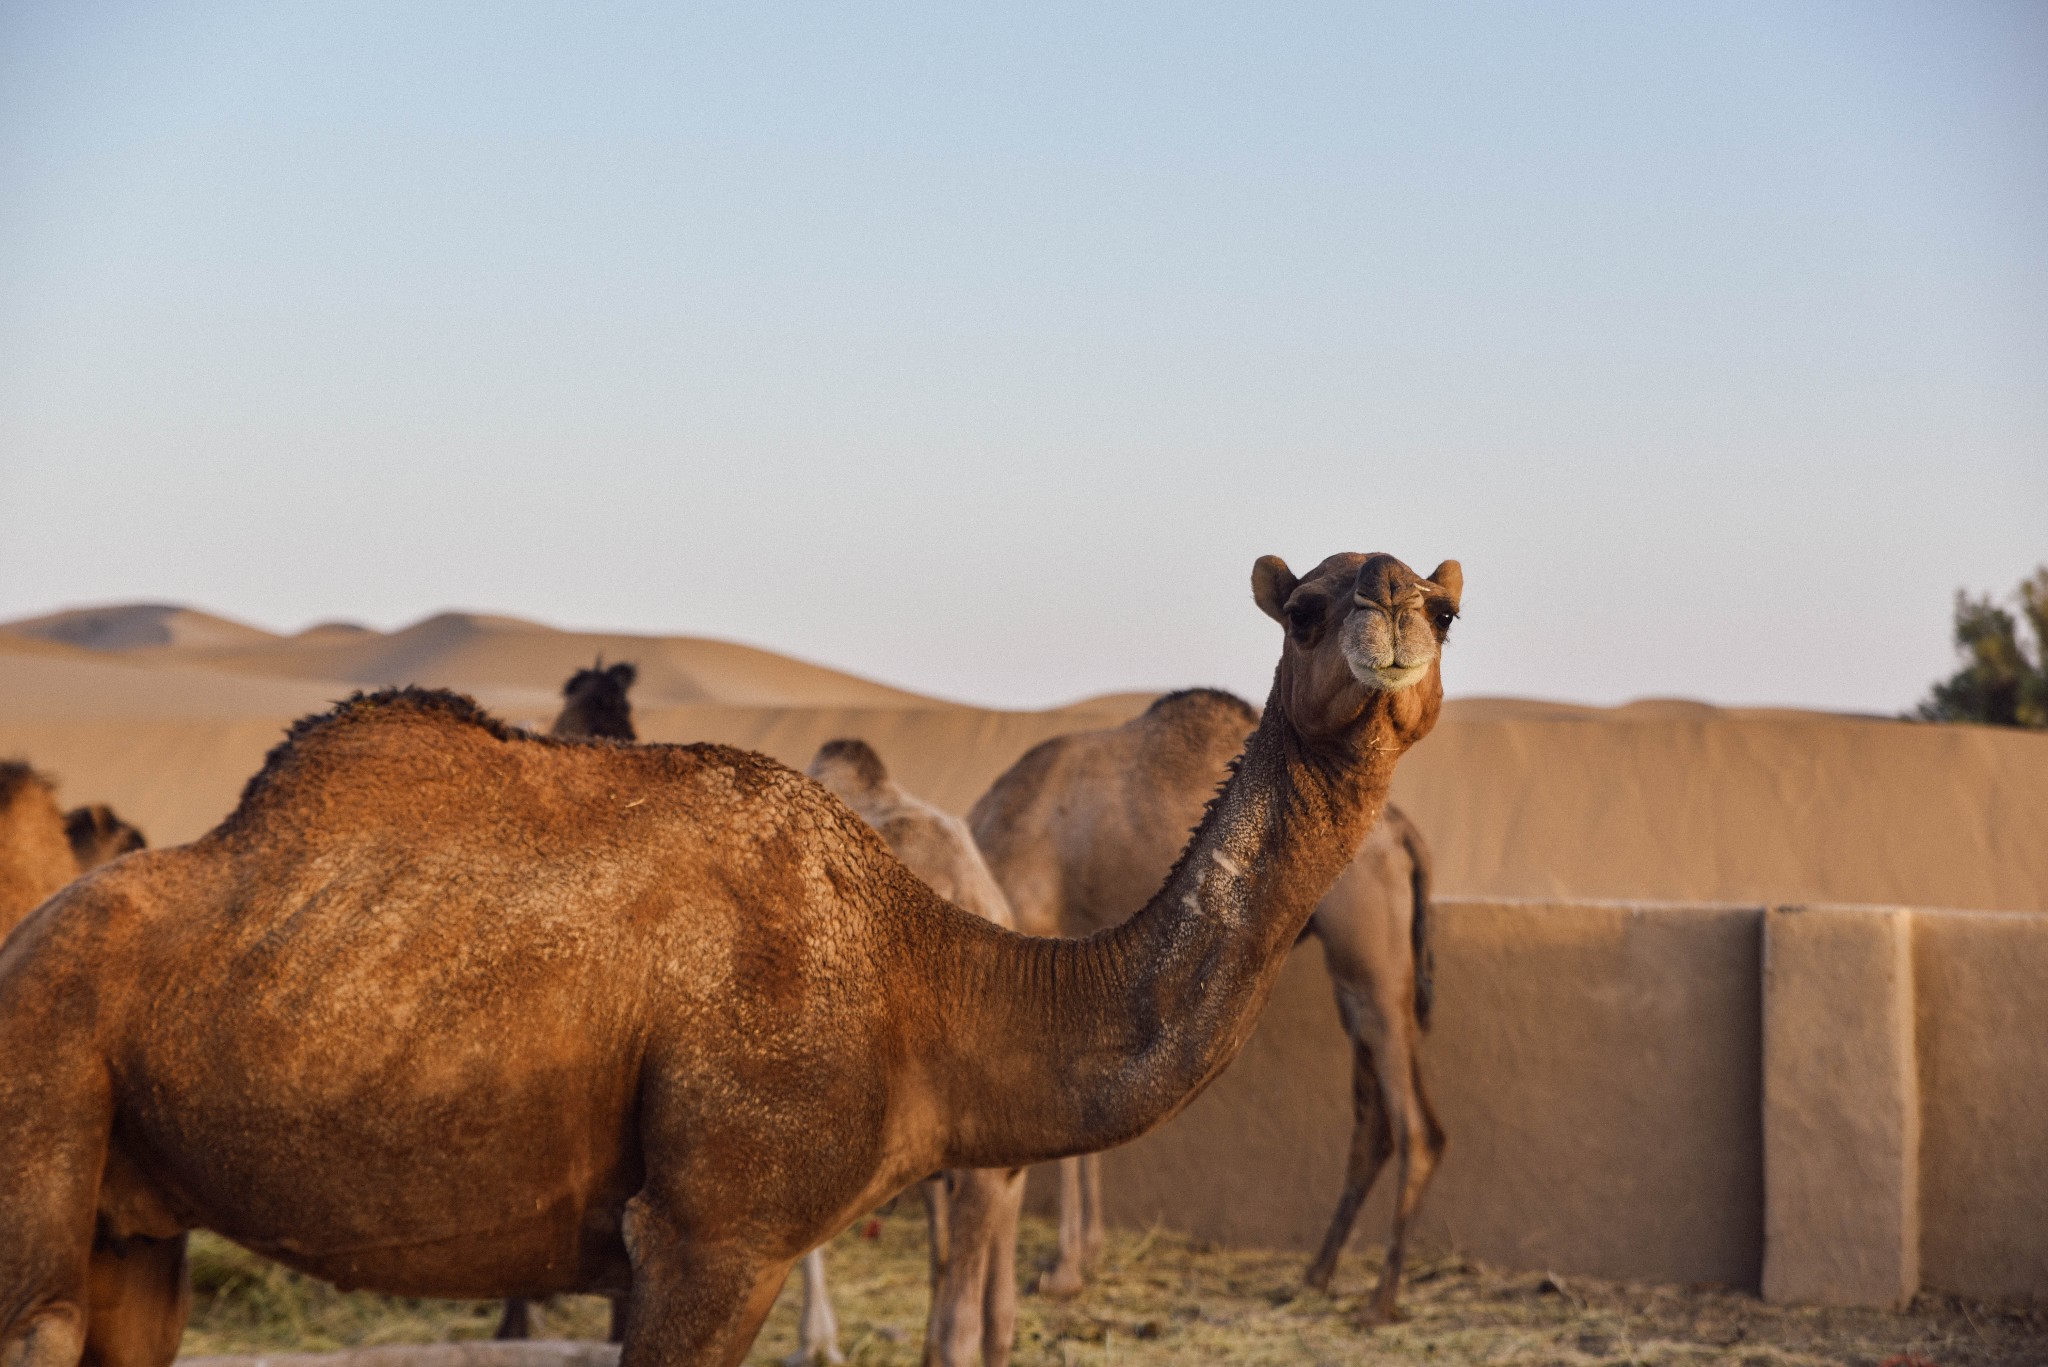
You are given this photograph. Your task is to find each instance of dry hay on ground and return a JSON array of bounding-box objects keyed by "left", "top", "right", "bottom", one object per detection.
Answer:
[{"left": 182, "top": 1207, "right": 2045, "bottom": 1366}]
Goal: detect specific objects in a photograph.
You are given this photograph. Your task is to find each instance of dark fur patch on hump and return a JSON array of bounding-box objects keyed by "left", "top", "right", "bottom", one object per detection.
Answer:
[
  {"left": 0, "top": 759, "right": 56, "bottom": 807},
  {"left": 1144, "top": 687, "right": 1259, "bottom": 726},
  {"left": 813, "top": 737, "right": 887, "bottom": 789},
  {"left": 230, "top": 687, "right": 534, "bottom": 819}
]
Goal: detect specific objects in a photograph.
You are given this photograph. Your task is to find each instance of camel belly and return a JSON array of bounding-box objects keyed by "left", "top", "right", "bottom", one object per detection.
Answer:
[
  {"left": 123, "top": 1084, "right": 640, "bottom": 1297},
  {"left": 113, "top": 987, "right": 647, "bottom": 1298}
]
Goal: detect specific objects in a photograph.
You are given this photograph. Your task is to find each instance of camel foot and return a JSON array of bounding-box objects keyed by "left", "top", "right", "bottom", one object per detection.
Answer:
[
  {"left": 1301, "top": 1259, "right": 1337, "bottom": 1293},
  {"left": 1352, "top": 1302, "right": 1408, "bottom": 1330},
  {"left": 1035, "top": 1264, "right": 1086, "bottom": 1298}
]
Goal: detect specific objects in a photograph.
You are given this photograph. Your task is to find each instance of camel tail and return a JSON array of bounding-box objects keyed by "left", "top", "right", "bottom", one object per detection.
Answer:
[{"left": 1395, "top": 812, "right": 1435, "bottom": 1032}]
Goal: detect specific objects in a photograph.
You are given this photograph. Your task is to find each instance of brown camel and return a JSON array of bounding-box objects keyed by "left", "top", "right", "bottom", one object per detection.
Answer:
[
  {"left": 0, "top": 550, "right": 1459, "bottom": 1367},
  {"left": 63, "top": 806, "right": 147, "bottom": 873},
  {"left": 805, "top": 739, "right": 1023, "bottom": 1367},
  {"left": 551, "top": 660, "right": 639, "bottom": 741},
  {"left": 0, "top": 762, "right": 82, "bottom": 943},
  {"left": 970, "top": 688, "right": 1445, "bottom": 1323}
]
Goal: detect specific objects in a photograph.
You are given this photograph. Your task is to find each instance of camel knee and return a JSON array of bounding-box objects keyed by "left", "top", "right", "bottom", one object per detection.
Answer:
[
  {"left": 618, "top": 1195, "right": 785, "bottom": 1362},
  {"left": 2, "top": 1304, "right": 86, "bottom": 1367},
  {"left": 1394, "top": 1105, "right": 1442, "bottom": 1201}
]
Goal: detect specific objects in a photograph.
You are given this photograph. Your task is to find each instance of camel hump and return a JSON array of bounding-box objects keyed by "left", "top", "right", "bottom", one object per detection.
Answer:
[
  {"left": 1141, "top": 688, "right": 1258, "bottom": 728},
  {"left": 228, "top": 688, "right": 530, "bottom": 822}
]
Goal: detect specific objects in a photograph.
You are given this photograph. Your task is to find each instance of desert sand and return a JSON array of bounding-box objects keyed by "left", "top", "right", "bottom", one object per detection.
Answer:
[{"left": 3, "top": 602, "right": 2043, "bottom": 913}]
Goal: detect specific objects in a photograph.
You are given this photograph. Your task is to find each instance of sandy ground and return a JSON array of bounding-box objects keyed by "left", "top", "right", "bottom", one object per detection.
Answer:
[{"left": 179, "top": 1208, "right": 2046, "bottom": 1366}]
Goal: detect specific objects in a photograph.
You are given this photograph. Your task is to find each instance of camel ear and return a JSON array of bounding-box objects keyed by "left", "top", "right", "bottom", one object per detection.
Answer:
[
  {"left": 1252, "top": 556, "right": 1297, "bottom": 625},
  {"left": 1426, "top": 560, "right": 1463, "bottom": 610}
]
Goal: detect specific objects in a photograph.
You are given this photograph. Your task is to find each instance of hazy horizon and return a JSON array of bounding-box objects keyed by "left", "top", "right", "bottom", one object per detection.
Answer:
[{"left": 4, "top": 2, "right": 2042, "bottom": 711}]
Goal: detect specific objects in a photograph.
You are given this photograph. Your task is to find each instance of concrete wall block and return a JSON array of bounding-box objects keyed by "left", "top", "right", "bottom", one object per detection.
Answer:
[
  {"left": 1914, "top": 909, "right": 2048, "bottom": 1300},
  {"left": 1761, "top": 905, "right": 1918, "bottom": 1308}
]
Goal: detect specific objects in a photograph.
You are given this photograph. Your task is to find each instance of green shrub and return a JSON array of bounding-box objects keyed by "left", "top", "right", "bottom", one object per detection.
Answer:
[{"left": 1915, "top": 566, "right": 2048, "bottom": 728}]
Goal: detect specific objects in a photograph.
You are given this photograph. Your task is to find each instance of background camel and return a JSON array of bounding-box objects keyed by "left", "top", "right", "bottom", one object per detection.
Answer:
[
  {"left": 806, "top": 738, "right": 1023, "bottom": 1367},
  {"left": 550, "top": 660, "right": 638, "bottom": 741},
  {"left": 0, "top": 549, "right": 1458, "bottom": 1367},
  {"left": 63, "top": 805, "right": 147, "bottom": 872},
  {"left": 0, "top": 762, "right": 83, "bottom": 942},
  {"left": 969, "top": 693, "right": 1443, "bottom": 1324}
]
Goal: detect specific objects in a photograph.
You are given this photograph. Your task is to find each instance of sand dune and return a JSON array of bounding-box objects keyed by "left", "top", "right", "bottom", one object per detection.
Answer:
[
  {"left": 1, "top": 603, "right": 2043, "bottom": 913},
  {"left": 5, "top": 604, "right": 278, "bottom": 651},
  {"left": 102, "top": 610, "right": 944, "bottom": 712}
]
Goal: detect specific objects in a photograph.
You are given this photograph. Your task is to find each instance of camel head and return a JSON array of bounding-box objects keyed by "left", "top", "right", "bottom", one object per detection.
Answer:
[
  {"left": 1252, "top": 552, "right": 1462, "bottom": 746},
  {"left": 807, "top": 738, "right": 889, "bottom": 802},
  {"left": 63, "top": 804, "right": 146, "bottom": 871},
  {"left": 552, "top": 659, "right": 638, "bottom": 742}
]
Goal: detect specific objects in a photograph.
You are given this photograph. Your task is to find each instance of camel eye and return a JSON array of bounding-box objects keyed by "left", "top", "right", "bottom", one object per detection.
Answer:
[{"left": 1285, "top": 597, "right": 1326, "bottom": 643}]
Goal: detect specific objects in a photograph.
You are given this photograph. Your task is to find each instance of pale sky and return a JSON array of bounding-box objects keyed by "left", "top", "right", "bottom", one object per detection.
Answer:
[{"left": 2, "top": 1, "right": 2043, "bottom": 710}]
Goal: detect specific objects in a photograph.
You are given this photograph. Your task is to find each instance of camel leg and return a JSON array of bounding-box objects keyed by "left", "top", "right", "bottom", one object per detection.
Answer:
[
  {"left": 617, "top": 1197, "right": 790, "bottom": 1367},
  {"left": 924, "top": 1168, "right": 1026, "bottom": 1367},
  {"left": 81, "top": 1234, "right": 189, "bottom": 1367},
  {"left": 1, "top": 1054, "right": 109, "bottom": 1367},
  {"left": 1303, "top": 1032, "right": 1392, "bottom": 1293},
  {"left": 922, "top": 1178, "right": 988, "bottom": 1367},
  {"left": 606, "top": 1296, "right": 627, "bottom": 1346},
  {"left": 1079, "top": 1153, "right": 1106, "bottom": 1266},
  {"left": 1362, "top": 1049, "right": 1446, "bottom": 1327},
  {"left": 979, "top": 1171, "right": 1026, "bottom": 1367},
  {"left": 1034, "top": 1158, "right": 1086, "bottom": 1297},
  {"left": 780, "top": 1249, "right": 843, "bottom": 1367},
  {"left": 492, "top": 1299, "right": 531, "bottom": 1341},
  {"left": 921, "top": 1174, "right": 952, "bottom": 1301}
]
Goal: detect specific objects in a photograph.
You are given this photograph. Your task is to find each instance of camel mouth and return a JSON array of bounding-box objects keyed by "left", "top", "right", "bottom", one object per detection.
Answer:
[
  {"left": 1341, "top": 624, "right": 1433, "bottom": 692},
  {"left": 1354, "top": 661, "right": 1430, "bottom": 693}
]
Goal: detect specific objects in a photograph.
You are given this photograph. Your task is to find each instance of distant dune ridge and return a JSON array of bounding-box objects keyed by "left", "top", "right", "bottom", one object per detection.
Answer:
[
  {"left": 5, "top": 603, "right": 280, "bottom": 652},
  {"left": 2, "top": 602, "right": 2044, "bottom": 913}
]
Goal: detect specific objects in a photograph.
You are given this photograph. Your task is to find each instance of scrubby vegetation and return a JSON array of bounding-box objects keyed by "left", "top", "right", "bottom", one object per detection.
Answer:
[
  {"left": 1916, "top": 567, "right": 2048, "bottom": 728},
  {"left": 181, "top": 1206, "right": 2045, "bottom": 1366}
]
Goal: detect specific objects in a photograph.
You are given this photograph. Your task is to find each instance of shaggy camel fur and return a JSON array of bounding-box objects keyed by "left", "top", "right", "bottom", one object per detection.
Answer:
[
  {"left": 0, "top": 550, "right": 1459, "bottom": 1367},
  {"left": 551, "top": 661, "right": 638, "bottom": 741},
  {"left": 971, "top": 691, "right": 1443, "bottom": 1324},
  {"left": 805, "top": 739, "right": 1022, "bottom": 1367},
  {"left": 63, "top": 806, "right": 147, "bottom": 873},
  {"left": 0, "top": 763, "right": 81, "bottom": 943}
]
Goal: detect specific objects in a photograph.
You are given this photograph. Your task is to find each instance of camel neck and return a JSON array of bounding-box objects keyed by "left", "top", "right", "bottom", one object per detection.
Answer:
[{"left": 934, "top": 691, "right": 1400, "bottom": 1169}]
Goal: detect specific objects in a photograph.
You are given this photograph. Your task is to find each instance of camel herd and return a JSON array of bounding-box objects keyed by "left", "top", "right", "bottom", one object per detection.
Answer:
[{"left": 0, "top": 550, "right": 1461, "bottom": 1367}]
